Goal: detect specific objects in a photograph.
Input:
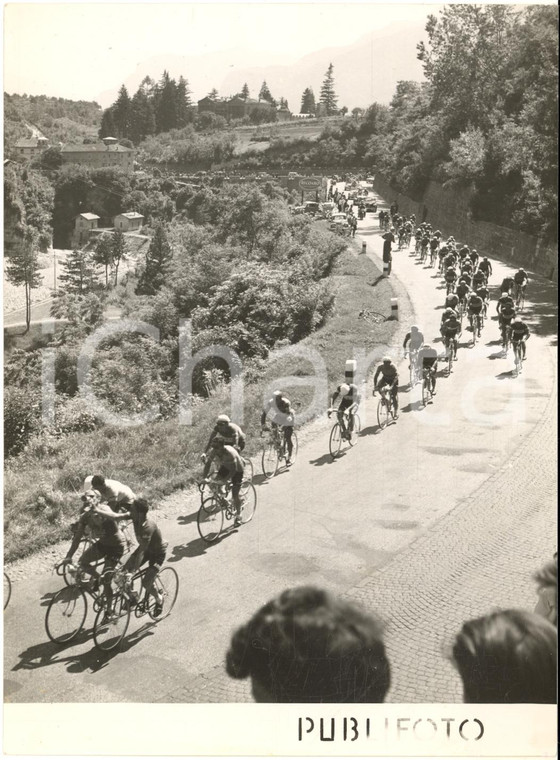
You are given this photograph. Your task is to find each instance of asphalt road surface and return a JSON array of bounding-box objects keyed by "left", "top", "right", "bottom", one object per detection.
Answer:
[{"left": 4, "top": 194, "right": 556, "bottom": 704}]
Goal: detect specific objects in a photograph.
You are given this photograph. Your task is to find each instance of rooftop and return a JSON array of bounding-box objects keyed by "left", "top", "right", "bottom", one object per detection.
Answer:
[{"left": 61, "top": 143, "right": 134, "bottom": 153}]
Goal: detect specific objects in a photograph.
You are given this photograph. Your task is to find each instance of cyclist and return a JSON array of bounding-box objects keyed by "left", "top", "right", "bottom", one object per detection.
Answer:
[
  {"left": 496, "top": 290, "right": 515, "bottom": 316},
  {"left": 472, "top": 268, "right": 487, "bottom": 290},
  {"left": 456, "top": 279, "right": 471, "bottom": 313},
  {"left": 429, "top": 235, "right": 439, "bottom": 264},
  {"left": 458, "top": 245, "right": 470, "bottom": 263},
  {"left": 500, "top": 275, "right": 515, "bottom": 296},
  {"left": 202, "top": 414, "right": 246, "bottom": 462},
  {"left": 444, "top": 291, "right": 460, "bottom": 312},
  {"left": 498, "top": 301, "right": 516, "bottom": 349},
  {"left": 476, "top": 284, "right": 490, "bottom": 319},
  {"left": 467, "top": 291, "right": 484, "bottom": 337},
  {"left": 441, "top": 313, "right": 462, "bottom": 361},
  {"left": 513, "top": 268, "right": 529, "bottom": 301},
  {"left": 444, "top": 266, "right": 458, "bottom": 294},
  {"left": 328, "top": 382, "right": 360, "bottom": 440},
  {"left": 201, "top": 438, "right": 245, "bottom": 526},
  {"left": 123, "top": 498, "right": 168, "bottom": 617},
  {"left": 403, "top": 325, "right": 425, "bottom": 366},
  {"left": 441, "top": 306, "right": 459, "bottom": 338},
  {"left": 85, "top": 475, "right": 136, "bottom": 513},
  {"left": 509, "top": 317, "right": 530, "bottom": 361},
  {"left": 478, "top": 256, "right": 492, "bottom": 279},
  {"left": 261, "top": 390, "right": 295, "bottom": 466},
  {"left": 62, "top": 489, "right": 129, "bottom": 615},
  {"left": 373, "top": 357, "right": 399, "bottom": 419},
  {"left": 416, "top": 343, "right": 438, "bottom": 395},
  {"left": 459, "top": 270, "right": 473, "bottom": 288},
  {"left": 468, "top": 248, "right": 479, "bottom": 267}
]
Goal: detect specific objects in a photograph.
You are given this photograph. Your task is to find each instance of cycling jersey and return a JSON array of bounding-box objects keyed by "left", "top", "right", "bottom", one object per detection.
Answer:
[
  {"left": 445, "top": 268, "right": 457, "bottom": 282},
  {"left": 207, "top": 422, "right": 245, "bottom": 451},
  {"left": 468, "top": 295, "right": 484, "bottom": 313},
  {"left": 476, "top": 287, "right": 490, "bottom": 301},
  {"left": 417, "top": 347, "right": 438, "bottom": 367},
  {"left": 510, "top": 322, "right": 529, "bottom": 340},
  {"left": 430, "top": 238, "right": 439, "bottom": 250},
  {"left": 456, "top": 283, "right": 470, "bottom": 299},
  {"left": 442, "top": 319, "right": 461, "bottom": 337},
  {"left": 335, "top": 383, "right": 359, "bottom": 407},
  {"left": 262, "top": 396, "right": 294, "bottom": 426},
  {"left": 403, "top": 331, "right": 425, "bottom": 351},
  {"left": 205, "top": 444, "right": 244, "bottom": 477},
  {"left": 497, "top": 295, "right": 514, "bottom": 313},
  {"left": 499, "top": 306, "right": 516, "bottom": 322},
  {"left": 82, "top": 477, "right": 135, "bottom": 507},
  {"left": 472, "top": 272, "right": 486, "bottom": 286},
  {"left": 374, "top": 363, "right": 398, "bottom": 385},
  {"left": 442, "top": 308, "right": 459, "bottom": 322},
  {"left": 514, "top": 272, "right": 528, "bottom": 285},
  {"left": 501, "top": 277, "right": 515, "bottom": 292},
  {"left": 460, "top": 274, "right": 472, "bottom": 286}
]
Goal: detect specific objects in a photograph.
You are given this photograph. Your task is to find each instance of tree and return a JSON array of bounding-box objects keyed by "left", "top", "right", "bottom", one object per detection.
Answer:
[
  {"left": 352, "top": 107, "right": 364, "bottom": 120},
  {"left": 111, "top": 230, "right": 128, "bottom": 286},
  {"left": 99, "top": 107, "right": 117, "bottom": 139},
  {"left": 93, "top": 233, "right": 114, "bottom": 287},
  {"left": 5, "top": 228, "right": 42, "bottom": 333},
  {"left": 300, "top": 87, "right": 316, "bottom": 115},
  {"left": 129, "top": 86, "right": 156, "bottom": 144},
  {"left": 241, "top": 83, "right": 250, "bottom": 100},
  {"left": 113, "top": 85, "right": 132, "bottom": 139},
  {"left": 156, "top": 71, "right": 178, "bottom": 133},
  {"left": 58, "top": 249, "right": 96, "bottom": 294},
  {"left": 259, "top": 81, "right": 275, "bottom": 105},
  {"left": 135, "top": 223, "right": 173, "bottom": 295},
  {"left": 340, "top": 106, "right": 348, "bottom": 116},
  {"left": 319, "top": 64, "right": 338, "bottom": 116},
  {"left": 176, "top": 76, "right": 193, "bottom": 127},
  {"left": 207, "top": 88, "right": 219, "bottom": 101}
]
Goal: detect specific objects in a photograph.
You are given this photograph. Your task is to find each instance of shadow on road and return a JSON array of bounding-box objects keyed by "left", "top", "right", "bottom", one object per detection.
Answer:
[
  {"left": 488, "top": 351, "right": 506, "bottom": 360},
  {"left": 309, "top": 452, "right": 341, "bottom": 467},
  {"left": 370, "top": 275, "right": 385, "bottom": 288},
  {"left": 400, "top": 400, "right": 423, "bottom": 414},
  {"left": 496, "top": 370, "right": 517, "bottom": 380},
  {"left": 167, "top": 536, "right": 220, "bottom": 561},
  {"left": 176, "top": 510, "right": 198, "bottom": 526}
]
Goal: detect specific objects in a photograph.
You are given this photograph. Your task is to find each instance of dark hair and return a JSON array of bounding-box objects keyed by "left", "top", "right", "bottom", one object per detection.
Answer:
[
  {"left": 534, "top": 556, "right": 558, "bottom": 591},
  {"left": 133, "top": 498, "right": 149, "bottom": 517},
  {"left": 451, "top": 609, "right": 557, "bottom": 703},
  {"left": 225, "top": 586, "right": 390, "bottom": 703},
  {"left": 91, "top": 475, "right": 106, "bottom": 490}
]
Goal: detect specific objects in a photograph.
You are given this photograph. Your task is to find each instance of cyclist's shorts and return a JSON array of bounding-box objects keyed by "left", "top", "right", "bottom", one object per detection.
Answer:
[
  {"left": 82, "top": 539, "right": 125, "bottom": 566},
  {"left": 510, "top": 334, "right": 526, "bottom": 343},
  {"left": 443, "top": 330, "right": 459, "bottom": 339},
  {"left": 422, "top": 359, "right": 437, "bottom": 368},
  {"left": 338, "top": 398, "right": 353, "bottom": 413},
  {"left": 499, "top": 315, "right": 514, "bottom": 326},
  {"left": 468, "top": 307, "right": 483, "bottom": 315},
  {"left": 145, "top": 550, "right": 166, "bottom": 570},
  {"left": 378, "top": 379, "right": 397, "bottom": 392}
]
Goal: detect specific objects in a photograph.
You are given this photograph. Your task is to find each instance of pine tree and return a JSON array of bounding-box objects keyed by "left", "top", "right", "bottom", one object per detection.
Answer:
[
  {"left": 58, "top": 249, "right": 96, "bottom": 294},
  {"left": 99, "top": 107, "right": 117, "bottom": 138},
  {"left": 208, "top": 88, "right": 219, "bottom": 101},
  {"left": 92, "top": 234, "right": 114, "bottom": 287},
  {"left": 5, "top": 228, "right": 42, "bottom": 334},
  {"left": 135, "top": 223, "right": 173, "bottom": 295},
  {"left": 130, "top": 86, "right": 156, "bottom": 144},
  {"left": 319, "top": 63, "right": 338, "bottom": 115},
  {"left": 241, "top": 83, "right": 250, "bottom": 100},
  {"left": 156, "top": 71, "right": 178, "bottom": 133},
  {"left": 176, "top": 76, "right": 193, "bottom": 127},
  {"left": 113, "top": 85, "right": 132, "bottom": 139},
  {"left": 300, "top": 87, "right": 316, "bottom": 114},
  {"left": 259, "top": 81, "right": 274, "bottom": 104}
]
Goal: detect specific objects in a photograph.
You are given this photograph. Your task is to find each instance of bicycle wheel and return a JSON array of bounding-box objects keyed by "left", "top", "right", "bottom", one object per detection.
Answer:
[
  {"left": 93, "top": 595, "right": 131, "bottom": 651},
  {"left": 421, "top": 379, "right": 431, "bottom": 407},
  {"left": 261, "top": 442, "right": 279, "bottom": 479},
  {"left": 377, "top": 398, "right": 390, "bottom": 429},
  {"left": 148, "top": 567, "right": 179, "bottom": 620},
  {"left": 45, "top": 585, "right": 88, "bottom": 644},
  {"left": 238, "top": 482, "right": 257, "bottom": 525},
  {"left": 348, "top": 414, "right": 361, "bottom": 446},
  {"left": 241, "top": 457, "right": 254, "bottom": 482},
  {"left": 329, "top": 423, "right": 343, "bottom": 458},
  {"left": 197, "top": 497, "right": 224, "bottom": 543},
  {"left": 4, "top": 572, "right": 12, "bottom": 610}
]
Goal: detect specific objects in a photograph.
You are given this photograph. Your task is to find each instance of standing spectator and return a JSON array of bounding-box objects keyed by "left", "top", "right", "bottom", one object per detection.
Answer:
[
  {"left": 450, "top": 609, "right": 557, "bottom": 703},
  {"left": 534, "top": 554, "right": 557, "bottom": 626},
  {"left": 382, "top": 228, "right": 396, "bottom": 275},
  {"left": 226, "top": 586, "right": 390, "bottom": 703}
]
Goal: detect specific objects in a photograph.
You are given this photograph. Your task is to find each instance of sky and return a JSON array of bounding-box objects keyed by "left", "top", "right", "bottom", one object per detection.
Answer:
[{"left": 3, "top": 2, "right": 434, "bottom": 105}]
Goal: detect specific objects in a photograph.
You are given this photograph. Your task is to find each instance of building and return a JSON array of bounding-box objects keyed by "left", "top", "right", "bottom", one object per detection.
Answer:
[
  {"left": 276, "top": 105, "right": 292, "bottom": 122},
  {"left": 72, "top": 213, "right": 100, "bottom": 247},
  {"left": 197, "top": 96, "right": 276, "bottom": 122},
  {"left": 61, "top": 137, "right": 135, "bottom": 173},
  {"left": 14, "top": 136, "right": 49, "bottom": 159},
  {"left": 114, "top": 212, "right": 144, "bottom": 232}
]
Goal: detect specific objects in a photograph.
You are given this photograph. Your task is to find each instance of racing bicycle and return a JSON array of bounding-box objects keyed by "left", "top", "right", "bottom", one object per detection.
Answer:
[
  {"left": 328, "top": 409, "right": 361, "bottom": 458},
  {"left": 197, "top": 478, "right": 257, "bottom": 543}
]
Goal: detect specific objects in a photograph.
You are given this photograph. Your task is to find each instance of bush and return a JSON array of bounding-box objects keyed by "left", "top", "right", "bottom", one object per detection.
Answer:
[{"left": 4, "top": 387, "right": 41, "bottom": 457}]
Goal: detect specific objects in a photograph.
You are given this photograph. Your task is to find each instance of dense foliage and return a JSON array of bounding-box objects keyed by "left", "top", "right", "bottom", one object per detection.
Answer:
[{"left": 4, "top": 92, "right": 101, "bottom": 151}]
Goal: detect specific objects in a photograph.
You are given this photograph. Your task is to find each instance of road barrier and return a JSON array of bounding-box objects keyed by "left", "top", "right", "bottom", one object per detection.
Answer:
[
  {"left": 390, "top": 298, "right": 399, "bottom": 320},
  {"left": 361, "top": 241, "right": 367, "bottom": 255}
]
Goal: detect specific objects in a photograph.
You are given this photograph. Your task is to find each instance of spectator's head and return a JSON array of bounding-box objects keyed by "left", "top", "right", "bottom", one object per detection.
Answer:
[
  {"left": 451, "top": 609, "right": 557, "bottom": 703},
  {"left": 534, "top": 554, "right": 558, "bottom": 627},
  {"left": 91, "top": 475, "right": 106, "bottom": 491},
  {"left": 81, "top": 489, "right": 101, "bottom": 508},
  {"left": 226, "top": 586, "right": 390, "bottom": 703}
]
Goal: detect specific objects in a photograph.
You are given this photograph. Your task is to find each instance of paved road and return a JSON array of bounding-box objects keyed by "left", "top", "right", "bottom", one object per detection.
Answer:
[{"left": 4, "top": 194, "right": 556, "bottom": 703}]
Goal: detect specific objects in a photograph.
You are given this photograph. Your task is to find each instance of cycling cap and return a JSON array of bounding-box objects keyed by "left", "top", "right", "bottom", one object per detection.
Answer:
[
  {"left": 339, "top": 383, "right": 350, "bottom": 397},
  {"left": 216, "top": 414, "right": 230, "bottom": 424},
  {"left": 411, "top": 325, "right": 419, "bottom": 331},
  {"left": 471, "top": 248, "right": 477, "bottom": 253},
  {"left": 382, "top": 356, "right": 392, "bottom": 363},
  {"left": 273, "top": 390, "right": 282, "bottom": 397}
]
